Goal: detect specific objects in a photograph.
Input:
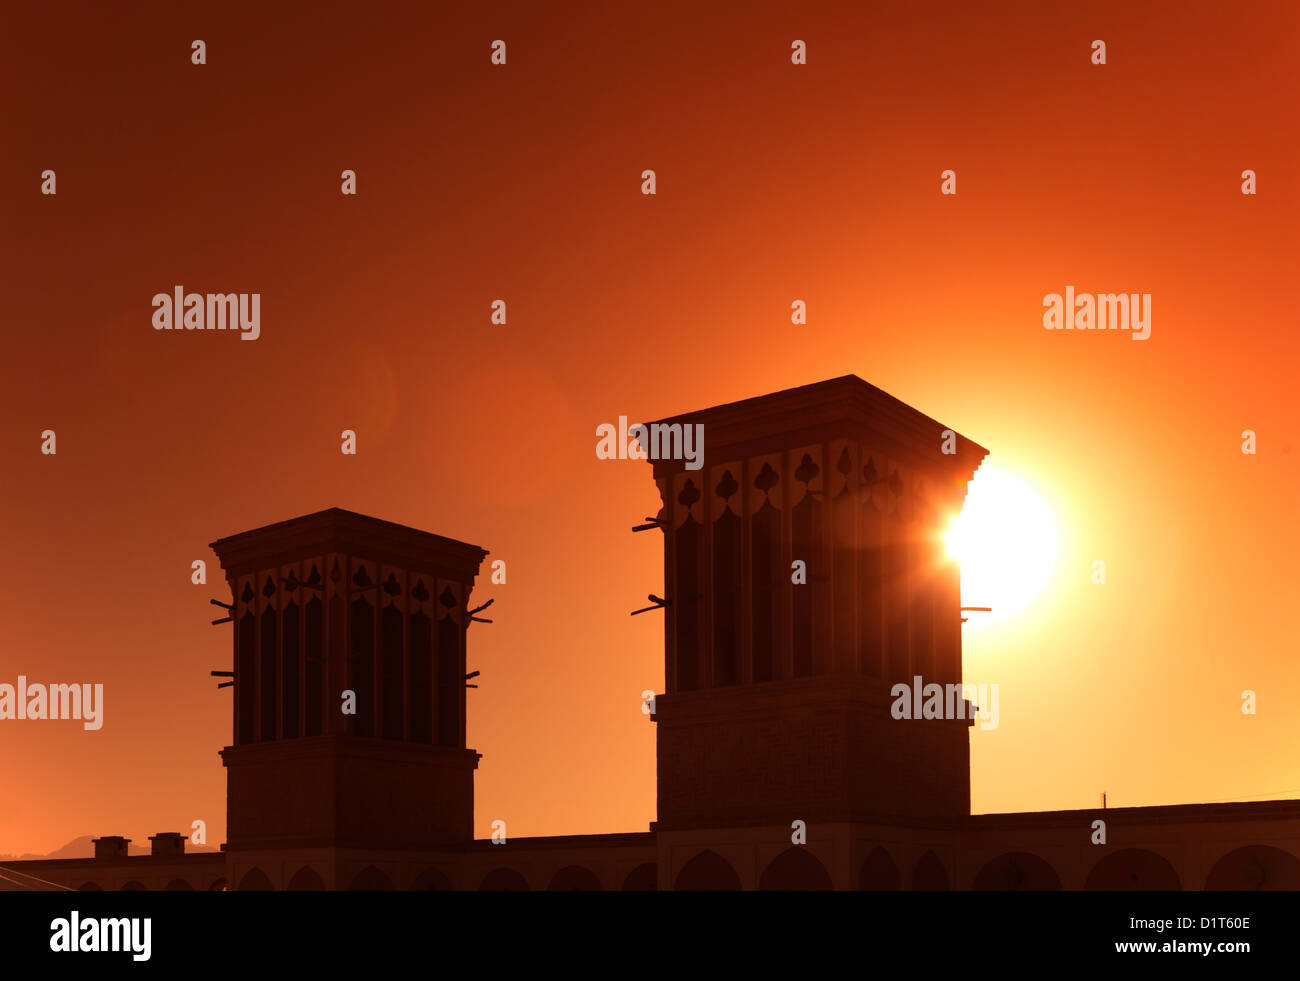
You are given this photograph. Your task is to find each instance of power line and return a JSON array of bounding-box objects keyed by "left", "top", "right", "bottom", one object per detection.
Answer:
[{"left": 0, "top": 865, "right": 74, "bottom": 891}]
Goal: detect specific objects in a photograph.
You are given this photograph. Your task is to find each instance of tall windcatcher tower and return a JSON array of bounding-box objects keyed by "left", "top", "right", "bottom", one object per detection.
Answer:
[
  {"left": 209, "top": 509, "right": 488, "bottom": 856},
  {"left": 645, "top": 377, "right": 987, "bottom": 831}
]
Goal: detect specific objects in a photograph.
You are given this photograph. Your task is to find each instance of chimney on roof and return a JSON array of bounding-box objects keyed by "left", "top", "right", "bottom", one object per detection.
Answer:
[
  {"left": 91, "top": 836, "right": 130, "bottom": 859},
  {"left": 148, "top": 832, "right": 186, "bottom": 858}
]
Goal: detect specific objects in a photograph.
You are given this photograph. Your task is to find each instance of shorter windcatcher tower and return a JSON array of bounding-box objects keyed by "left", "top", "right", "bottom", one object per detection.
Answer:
[{"left": 210, "top": 508, "right": 488, "bottom": 852}]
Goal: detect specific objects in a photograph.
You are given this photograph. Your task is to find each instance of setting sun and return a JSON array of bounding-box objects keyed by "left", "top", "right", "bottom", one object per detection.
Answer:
[{"left": 945, "top": 465, "right": 1059, "bottom": 627}]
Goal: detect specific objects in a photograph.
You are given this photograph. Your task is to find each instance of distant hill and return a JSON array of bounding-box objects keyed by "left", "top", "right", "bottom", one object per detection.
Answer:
[{"left": 0, "top": 834, "right": 218, "bottom": 861}]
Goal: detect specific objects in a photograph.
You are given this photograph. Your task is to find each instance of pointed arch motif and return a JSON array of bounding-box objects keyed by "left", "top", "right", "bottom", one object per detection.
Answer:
[
  {"left": 858, "top": 846, "right": 900, "bottom": 890},
  {"left": 1085, "top": 849, "right": 1179, "bottom": 890},
  {"left": 547, "top": 866, "right": 603, "bottom": 890},
  {"left": 287, "top": 866, "right": 326, "bottom": 891},
  {"left": 760, "top": 847, "right": 833, "bottom": 890},
  {"left": 236, "top": 868, "right": 273, "bottom": 891},
  {"left": 479, "top": 868, "right": 529, "bottom": 890},
  {"left": 911, "top": 850, "right": 949, "bottom": 890},
  {"left": 410, "top": 867, "right": 454, "bottom": 891},
  {"left": 675, "top": 850, "right": 741, "bottom": 891},
  {"left": 347, "top": 866, "right": 395, "bottom": 891},
  {"left": 972, "top": 852, "right": 1061, "bottom": 891},
  {"left": 1205, "top": 845, "right": 1300, "bottom": 890},
  {"left": 622, "top": 863, "right": 657, "bottom": 891}
]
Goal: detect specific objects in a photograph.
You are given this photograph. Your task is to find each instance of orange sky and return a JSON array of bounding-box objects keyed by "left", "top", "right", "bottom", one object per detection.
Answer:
[{"left": 2, "top": 0, "right": 1298, "bottom": 855}]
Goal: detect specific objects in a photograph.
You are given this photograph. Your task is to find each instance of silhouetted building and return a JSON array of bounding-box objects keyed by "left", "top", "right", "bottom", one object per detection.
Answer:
[
  {"left": 209, "top": 509, "right": 486, "bottom": 887},
  {"left": 647, "top": 376, "right": 983, "bottom": 840},
  {"left": 8, "top": 376, "right": 1300, "bottom": 891}
]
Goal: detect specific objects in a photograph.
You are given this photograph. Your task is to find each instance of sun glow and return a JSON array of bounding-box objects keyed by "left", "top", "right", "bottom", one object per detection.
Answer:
[{"left": 945, "top": 465, "right": 1059, "bottom": 627}]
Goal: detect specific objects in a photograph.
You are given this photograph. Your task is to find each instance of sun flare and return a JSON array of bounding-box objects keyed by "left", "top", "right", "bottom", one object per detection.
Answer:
[{"left": 945, "top": 465, "right": 1058, "bottom": 627}]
